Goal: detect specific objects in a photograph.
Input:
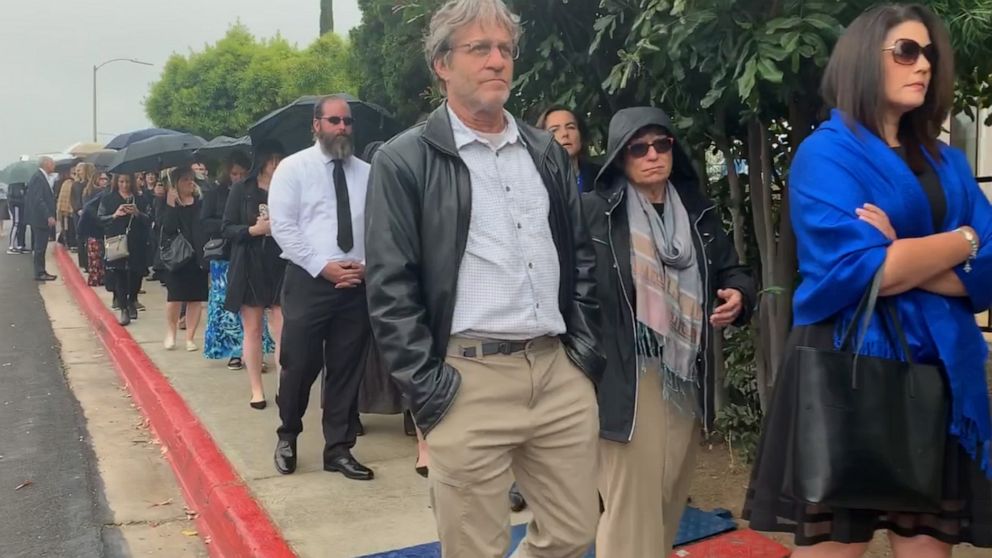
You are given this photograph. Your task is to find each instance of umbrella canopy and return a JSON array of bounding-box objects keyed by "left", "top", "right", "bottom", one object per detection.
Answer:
[
  {"left": 104, "top": 127, "right": 183, "bottom": 150},
  {"left": 107, "top": 133, "right": 206, "bottom": 174},
  {"left": 0, "top": 160, "right": 41, "bottom": 184},
  {"left": 65, "top": 142, "right": 105, "bottom": 156},
  {"left": 248, "top": 94, "right": 403, "bottom": 158},
  {"left": 84, "top": 149, "right": 119, "bottom": 170},
  {"left": 195, "top": 135, "right": 252, "bottom": 162}
]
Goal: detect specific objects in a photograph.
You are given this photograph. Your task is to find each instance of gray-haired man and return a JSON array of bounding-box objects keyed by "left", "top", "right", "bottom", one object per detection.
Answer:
[
  {"left": 365, "top": 0, "right": 604, "bottom": 556},
  {"left": 24, "top": 156, "right": 57, "bottom": 281}
]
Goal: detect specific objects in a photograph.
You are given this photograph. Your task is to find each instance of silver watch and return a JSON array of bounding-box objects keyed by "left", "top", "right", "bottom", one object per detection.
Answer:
[{"left": 956, "top": 227, "right": 978, "bottom": 272}]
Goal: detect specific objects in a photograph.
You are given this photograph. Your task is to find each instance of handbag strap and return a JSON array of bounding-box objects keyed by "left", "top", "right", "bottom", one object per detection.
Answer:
[{"left": 839, "top": 265, "right": 885, "bottom": 351}]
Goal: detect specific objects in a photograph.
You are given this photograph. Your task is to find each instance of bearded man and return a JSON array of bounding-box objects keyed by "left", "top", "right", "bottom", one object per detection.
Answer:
[{"left": 268, "top": 95, "right": 375, "bottom": 481}]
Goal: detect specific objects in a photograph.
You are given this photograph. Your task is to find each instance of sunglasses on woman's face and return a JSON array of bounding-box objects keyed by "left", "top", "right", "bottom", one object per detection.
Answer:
[
  {"left": 626, "top": 137, "right": 675, "bottom": 159},
  {"left": 882, "top": 38, "right": 937, "bottom": 66}
]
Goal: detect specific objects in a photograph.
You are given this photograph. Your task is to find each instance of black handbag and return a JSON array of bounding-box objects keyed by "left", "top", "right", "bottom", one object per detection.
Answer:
[
  {"left": 202, "top": 238, "right": 227, "bottom": 262},
  {"left": 160, "top": 232, "right": 194, "bottom": 272},
  {"left": 791, "top": 266, "right": 949, "bottom": 513}
]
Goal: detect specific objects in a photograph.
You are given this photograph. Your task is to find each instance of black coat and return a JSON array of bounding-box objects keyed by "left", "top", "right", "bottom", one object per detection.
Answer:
[
  {"left": 201, "top": 182, "right": 232, "bottom": 259},
  {"left": 161, "top": 197, "right": 208, "bottom": 269},
  {"left": 98, "top": 190, "right": 151, "bottom": 271},
  {"left": 77, "top": 189, "right": 107, "bottom": 240},
  {"left": 582, "top": 107, "right": 757, "bottom": 441},
  {"left": 366, "top": 103, "right": 606, "bottom": 435},
  {"left": 23, "top": 170, "right": 55, "bottom": 228},
  {"left": 222, "top": 178, "right": 285, "bottom": 311}
]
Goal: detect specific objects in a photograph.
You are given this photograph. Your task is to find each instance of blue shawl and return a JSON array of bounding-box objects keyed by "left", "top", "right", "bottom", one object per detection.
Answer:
[{"left": 791, "top": 109, "right": 992, "bottom": 478}]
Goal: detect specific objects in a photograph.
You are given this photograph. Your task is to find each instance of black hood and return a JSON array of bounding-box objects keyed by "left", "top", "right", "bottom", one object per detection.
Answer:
[{"left": 595, "top": 107, "right": 698, "bottom": 193}]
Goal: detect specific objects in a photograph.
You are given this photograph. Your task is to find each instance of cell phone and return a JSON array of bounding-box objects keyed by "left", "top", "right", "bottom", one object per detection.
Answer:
[{"left": 258, "top": 204, "right": 269, "bottom": 219}]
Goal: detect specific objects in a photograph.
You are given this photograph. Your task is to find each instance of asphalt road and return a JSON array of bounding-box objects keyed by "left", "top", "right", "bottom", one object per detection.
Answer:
[{"left": 0, "top": 245, "right": 106, "bottom": 558}]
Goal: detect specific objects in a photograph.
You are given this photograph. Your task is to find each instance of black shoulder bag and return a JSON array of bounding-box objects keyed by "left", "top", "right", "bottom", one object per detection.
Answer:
[{"left": 791, "top": 266, "right": 948, "bottom": 513}]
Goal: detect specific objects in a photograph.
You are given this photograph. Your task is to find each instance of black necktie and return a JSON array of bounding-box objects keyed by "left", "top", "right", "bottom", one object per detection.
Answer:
[{"left": 332, "top": 160, "right": 354, "bottom": 253}]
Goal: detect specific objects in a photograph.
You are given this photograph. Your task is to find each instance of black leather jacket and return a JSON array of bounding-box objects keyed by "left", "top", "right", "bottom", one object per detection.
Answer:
[{"left": 365, "top": 104, "right": 606, "bottom": 435}]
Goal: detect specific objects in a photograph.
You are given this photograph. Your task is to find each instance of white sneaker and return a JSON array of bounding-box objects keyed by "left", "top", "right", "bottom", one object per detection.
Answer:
[
  {"left": 164, "top": 335, "right": 176, "bottom": 350},
  {"left": 6, "top": 248, "right": 18, "bottom": 255},
  {"left": 185, "top": 340, "right": 198, "bottom": 352}
]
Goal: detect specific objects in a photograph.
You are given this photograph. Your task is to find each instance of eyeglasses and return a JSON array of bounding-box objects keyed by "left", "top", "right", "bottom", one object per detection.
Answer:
[
  {"left": 317, "top": 116, "right": 354, "bottom": 126},
  {"left": 626, "top": 137, "right": 674, "bottom": 158},
  {"left": 447, "top": 40, "right": 520, "bottom": 61},
  {"left": 882, "top": 39, "right": 937, "bottom": 66}
]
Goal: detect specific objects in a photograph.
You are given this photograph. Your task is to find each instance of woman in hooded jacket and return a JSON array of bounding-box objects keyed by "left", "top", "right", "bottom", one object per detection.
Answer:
[{"left": 582, "top": 106, "right": 756, "bottom": 557}]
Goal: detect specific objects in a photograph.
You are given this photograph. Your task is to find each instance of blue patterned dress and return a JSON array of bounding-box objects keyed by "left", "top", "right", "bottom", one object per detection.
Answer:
[{"left": 203, "top": 260, "right": 274, "bottom": 359}]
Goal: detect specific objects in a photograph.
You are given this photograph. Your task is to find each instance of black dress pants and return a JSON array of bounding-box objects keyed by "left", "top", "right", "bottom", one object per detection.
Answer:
[
  {"left": 30, "top": 225, "right": 48, "bottom": 276},
  {"left": 112, "top": 268, "right": 143, "bottom": 309},
  {"left": 276, "top": 264, "right": 371, "bottom": 462}
]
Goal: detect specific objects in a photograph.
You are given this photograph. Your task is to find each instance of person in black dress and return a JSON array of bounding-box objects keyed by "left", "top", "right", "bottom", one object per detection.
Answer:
[
  {"left": 98, "top": 173, "right": 150, "bottom": 326},
  {"left": 743, "top": 5, "right": 992, "bottom": 557},
  {"left": 161, "top": 165, "right": 208, "bottom": 352},
  {"left": 222, "top": 140, "right": 286, "bottom": 409}
]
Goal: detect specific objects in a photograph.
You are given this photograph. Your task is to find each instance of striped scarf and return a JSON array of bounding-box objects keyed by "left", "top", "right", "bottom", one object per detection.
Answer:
[{"left": 626, "top": 181, "right": 704, "bottom": 398}]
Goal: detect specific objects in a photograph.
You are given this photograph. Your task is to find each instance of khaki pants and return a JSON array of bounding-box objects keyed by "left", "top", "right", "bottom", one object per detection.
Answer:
[
  {"left": 428, "top": 336, "right": 600, "bottom": 558},
  {"left": 597, "top": 370, "right": 701, "bottom": 557}
]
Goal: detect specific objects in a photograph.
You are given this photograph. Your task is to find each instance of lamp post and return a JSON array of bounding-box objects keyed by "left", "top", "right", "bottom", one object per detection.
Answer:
[{"left": 92, "top": 58, "right": 153, "bottom": 142}]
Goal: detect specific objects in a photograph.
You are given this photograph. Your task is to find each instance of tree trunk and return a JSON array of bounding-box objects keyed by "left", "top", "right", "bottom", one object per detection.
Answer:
[{"left": 320, "top": 0, "right": 334, "bottom": 35}]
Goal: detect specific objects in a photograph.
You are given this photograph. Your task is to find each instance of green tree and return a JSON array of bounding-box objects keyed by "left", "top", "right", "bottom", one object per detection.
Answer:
[
  {"left": 321, "top": 0, "right": 335, "bottom": 35},
  {"left": 146, "top": 25, "right": 356, "bottom": 139},
  {"left": 348, "top": 0, "right": 992, "bottom": 455}
]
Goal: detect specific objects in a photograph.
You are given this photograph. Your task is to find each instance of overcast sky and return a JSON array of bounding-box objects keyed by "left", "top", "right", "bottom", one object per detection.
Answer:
[{"left": 0, "top": 0, "right": 362, "bottom": 165}]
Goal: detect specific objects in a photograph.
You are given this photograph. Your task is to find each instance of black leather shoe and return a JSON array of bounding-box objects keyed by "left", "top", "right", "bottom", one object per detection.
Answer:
[
  {"left": 324, "top": 454, "right": 374, "bottom": 481},
  {"left": 509, "top": 483, "right": 527, "bottom": 512},
  {"left": 127, "top": 304, "right": 138, "bottom": 320},
  {"left": 40, "top": 273, "right": 57, "bottom": 281},
  {"left": 274, "top": 440, "right": 297, "bottom": 475},
  {"left": 118, "top": 308, "right": 131, "bottom": 326}
]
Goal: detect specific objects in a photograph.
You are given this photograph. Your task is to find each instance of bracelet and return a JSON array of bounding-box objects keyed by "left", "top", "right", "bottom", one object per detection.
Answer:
[{"left": 955, "top": 227, "right": 979, "bottom": 273}]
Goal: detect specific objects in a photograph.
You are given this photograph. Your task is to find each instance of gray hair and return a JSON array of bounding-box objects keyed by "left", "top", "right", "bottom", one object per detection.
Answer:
[
  {"left": 424, "top": 0, "right": 522, "bottom": 84},
  {"left": 38, "top": 156, "right": 54, "bottom": 167}
]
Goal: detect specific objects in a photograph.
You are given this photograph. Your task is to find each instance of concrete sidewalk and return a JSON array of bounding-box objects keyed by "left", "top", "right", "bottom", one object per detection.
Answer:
[{"left": 69, "top": 259, "right": 528, "bottom": 557}]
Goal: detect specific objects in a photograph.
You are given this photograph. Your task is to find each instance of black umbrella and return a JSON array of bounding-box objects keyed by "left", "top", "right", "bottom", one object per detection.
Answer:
[
  {"left": 195, "top": 135, "right": 252, "bottom": 162},
  {"left": 248, "top": 94, "right": 403, "bottom": 158},
  {"left": 107, "top": 133, "right": 206, "bottom": 174},
  {"left": 105, "top": 127, "right": 183, "bottom": 150},
  {"left": 85, "top": 149, "right": 119, "bottom": 170}
]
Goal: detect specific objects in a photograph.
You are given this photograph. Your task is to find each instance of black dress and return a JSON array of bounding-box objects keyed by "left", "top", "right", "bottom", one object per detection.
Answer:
[
  {"left": 161, "top": 198, "right": 208, "bottom": 303},
  {"left": 743, "top": 150, "right": 992, "bottom": 548},
  {"left": 221, "top": 178, "right": 286, "bottom": 311}
]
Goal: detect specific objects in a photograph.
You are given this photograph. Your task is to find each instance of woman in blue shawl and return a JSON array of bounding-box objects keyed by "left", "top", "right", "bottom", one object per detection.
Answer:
[{"left": 744, "top": 5, "right": 992, "bottom": 556}]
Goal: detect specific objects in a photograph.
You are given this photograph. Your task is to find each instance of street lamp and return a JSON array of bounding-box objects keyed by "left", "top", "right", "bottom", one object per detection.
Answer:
[{"left": 92, "top": 58, "right": 153, "bottom": 142}]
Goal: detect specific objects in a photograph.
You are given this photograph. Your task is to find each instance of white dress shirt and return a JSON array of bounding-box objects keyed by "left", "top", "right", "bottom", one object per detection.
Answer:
[
  {"left": 269, "top": 142, "right": 370, "bottom": 278},
  {"left": 447, "top": 106, "right": 566, "bottom": 340}
]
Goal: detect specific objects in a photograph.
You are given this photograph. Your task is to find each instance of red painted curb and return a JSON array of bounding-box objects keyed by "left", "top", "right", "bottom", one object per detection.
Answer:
[{"left": 55, "top": 246, "right": 297, "bottom": 558}]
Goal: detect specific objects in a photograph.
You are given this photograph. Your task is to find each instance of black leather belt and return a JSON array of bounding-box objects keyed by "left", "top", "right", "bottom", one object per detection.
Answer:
[{"left": 460, "top": 340, "right": 530, "bottom": 358}]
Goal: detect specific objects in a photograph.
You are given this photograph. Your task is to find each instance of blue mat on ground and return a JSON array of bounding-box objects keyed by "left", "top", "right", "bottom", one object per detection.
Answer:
[{"left": 358, "top": 505, "right": 736, "bottom": 558}]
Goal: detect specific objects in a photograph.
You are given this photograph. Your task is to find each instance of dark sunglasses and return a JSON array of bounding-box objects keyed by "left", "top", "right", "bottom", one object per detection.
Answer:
[
  {"left": 318, "top": 116, "right": 354, "bottom": 126},
  {"left": 626, "top": 137, "right": 674, "bottom": 158},
  {"left": 882, "top": 38, "right": 937, "bottom": 66}
]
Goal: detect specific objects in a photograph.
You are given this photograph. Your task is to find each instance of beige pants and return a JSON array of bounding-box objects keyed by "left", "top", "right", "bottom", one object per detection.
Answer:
[
  {"left": 427, "top": 336, "right": 600, "bottom": 558},
  {"left": 597, "top": 369, "right": 701, "bottom": 557}
]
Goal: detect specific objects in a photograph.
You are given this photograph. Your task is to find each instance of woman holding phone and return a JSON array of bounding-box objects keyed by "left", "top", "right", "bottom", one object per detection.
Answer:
[
  {"left": 222, "top": 140, "right": 286, "bottom": 409},
  {"left": 98, "top": 173, "right": 151, "bottom": 326}
]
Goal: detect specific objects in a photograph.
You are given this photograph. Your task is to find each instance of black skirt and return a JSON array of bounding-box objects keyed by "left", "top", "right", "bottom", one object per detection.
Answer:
[
  {"left": 743, "top": 322, "right": 992, "bottom": 547},
  {"left": 165, "top": 261, "right": 208, "bottom": 302}
]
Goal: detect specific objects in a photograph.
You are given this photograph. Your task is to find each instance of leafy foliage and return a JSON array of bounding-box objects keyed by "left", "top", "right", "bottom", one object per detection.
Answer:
[
  {"left": 347, "top": 0, "right": 992, "bottom": 448},
  {"left": 146, "top": 25, "right": 356, "bottom": 139}
]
